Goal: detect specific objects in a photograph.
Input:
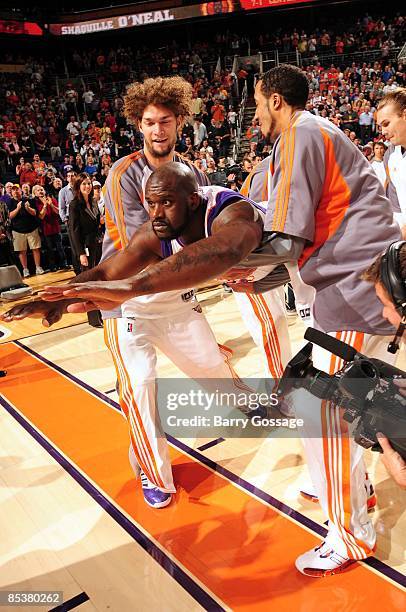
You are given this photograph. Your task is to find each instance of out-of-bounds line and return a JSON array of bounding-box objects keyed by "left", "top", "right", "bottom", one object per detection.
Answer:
[
  {"left": 0, "top": 393, "right": 225, "bottom": 612},
  {"left": 14, "top": 340, "right": 406, "bottom": 590},
  {"left": 197, "top": 438, "right": 225, "bottom": 451},
  {"left": 49, "top": 591, "right": 89, "bottom": 611}
]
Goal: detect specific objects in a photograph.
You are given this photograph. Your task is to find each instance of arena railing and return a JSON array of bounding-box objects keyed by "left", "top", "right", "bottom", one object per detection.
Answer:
[
  {"left": 301, "top": 46, "right": 402, "bottom": 67},
  {"left": 232, "top": 81, "right": 248, "bottom": 162}
]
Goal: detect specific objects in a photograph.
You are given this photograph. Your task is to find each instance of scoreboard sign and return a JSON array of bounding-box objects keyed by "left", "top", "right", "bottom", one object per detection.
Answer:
[{"left": 49, "top": 0, "right": 314, "bottom": 36}]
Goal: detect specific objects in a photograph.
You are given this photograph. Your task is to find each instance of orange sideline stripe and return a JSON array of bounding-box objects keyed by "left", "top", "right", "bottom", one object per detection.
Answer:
[{"left": 1, "top": 342, "right": 404, "bottom": 610}]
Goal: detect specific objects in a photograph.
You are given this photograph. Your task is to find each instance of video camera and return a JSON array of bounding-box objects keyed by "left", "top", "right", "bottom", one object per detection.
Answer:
[{"left": 277, "top": 327, "right": 406, "bottom": 459}]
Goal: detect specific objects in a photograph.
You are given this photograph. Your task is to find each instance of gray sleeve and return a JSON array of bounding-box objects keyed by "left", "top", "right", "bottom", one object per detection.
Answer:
[
  {"left": 264, "top": 125, "right": 325, "bottom": 240},
  {"left": 246, "top": 232, "right": 305, "bottom": 268},
  {"left": 240, "top": 156, "right": 270, "bottom": 204},
  {"left": 58, "top": 188, "right": 67, "bottom": 222}
]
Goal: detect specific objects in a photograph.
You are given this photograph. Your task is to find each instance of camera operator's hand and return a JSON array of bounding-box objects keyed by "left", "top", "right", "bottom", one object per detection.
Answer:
[
  {"left": 394, "top": 378, "right": 406, "bottom": 396},
  {"left": 377, "top": 433, "right": 406, "bottom": 490}
]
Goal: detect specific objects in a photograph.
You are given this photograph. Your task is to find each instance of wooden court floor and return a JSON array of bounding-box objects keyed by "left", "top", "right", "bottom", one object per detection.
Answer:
[{"left": 0, "top": 277, "right": 405, "bottom": 611}]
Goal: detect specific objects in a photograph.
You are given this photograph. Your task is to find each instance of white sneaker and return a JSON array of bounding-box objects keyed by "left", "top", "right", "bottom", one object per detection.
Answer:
[
  {"left": 35, "top": 266, "right": 45, "bottom": 275},
  {"left": 295, "top": 541, "right": 355, "bottom": 577},
  {"left": 23, "top": 268, "right": 30, "bottom": 278}
]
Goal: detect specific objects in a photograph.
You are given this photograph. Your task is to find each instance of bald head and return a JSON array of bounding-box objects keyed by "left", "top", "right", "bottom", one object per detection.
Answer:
[
  {"left": 146, "top": 161, "right": 198, "bottom": 196},
  {"left": 145, "top": 162, "right": 201, "bottom": 240}
]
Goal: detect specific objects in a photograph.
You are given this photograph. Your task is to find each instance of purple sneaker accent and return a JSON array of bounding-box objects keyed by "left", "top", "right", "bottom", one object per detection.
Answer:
[{"left": 140, "top": 471, "right": 172, "bottom": 508}]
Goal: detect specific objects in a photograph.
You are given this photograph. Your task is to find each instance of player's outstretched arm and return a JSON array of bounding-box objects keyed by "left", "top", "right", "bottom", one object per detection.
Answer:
[
  {"left": 53, "top": 201, "right": 262, "bottom": 310},
  {"left": 2, "top": 222, "right": 162, "bottom": 321}
]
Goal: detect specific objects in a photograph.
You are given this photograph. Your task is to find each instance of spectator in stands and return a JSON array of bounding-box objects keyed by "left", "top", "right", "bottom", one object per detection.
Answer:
[
  {"left": 33, "top": 185, "right": 68, "bottom": 272},
  {"left": 0, "top": 189, "right": 14, "bottom": 266},
  {"left": 83, "top": 88, "right": 95, "bottom": 117},
  {"left": 341, "top": 103, "right": 359, "bottom": 133},
  {"left": 359, "top": 104, "right": 375, "bottom": 143},
  {"left": 58, "top": 169, "right": 79, "bottom": 272},
  {"left": 75, "top": 154, "right": 85, "bottom": 174},
  {"left": 49, "top": 177, "right": 63, "bottom": 200},
  {"left": 19, "top": 163, "right": 38, "bottom": 188},
  {"left": 21, "top": 184, "right": 31, "bottom": 200},
  {"left": 8, "top": 184, "right": 43, "bottom": 277},
  {"left": 68, "top": 173, "right": 102, "bottom": 270},
  {"left": 0, "top": 182, "right": 13, "bottom": 207},
  {"left": 228, "top": 107, "right": 237, "bottom": 138},
  {"left": 115, "top": 127, "right": 131, "bottom": 157},
  {"left": 68, "top": 172, "right": 103, "bottom": 326},
  {"left": 4, "top": 135, "right": 23, "bottom": 169},
  {"left": 92, "top": 180, "right": 105, "bottom": 220},
  {"left": 193, "top": 117, "right": 208, "bottom": 149},
  {"left": 34, "top": 126, "right": 47, "bottom": 154},
  {"left": 48, "top": 127, "right": 62, "bottom": 161},
  {"left": 67, "top": 116, "right": 80, "bottom": 136},
  {"left": 84, "top": 153, "right": 98, "bottom": 177},
  {"left": 246, "top": 119, "right": 261, "bottom": 145}
]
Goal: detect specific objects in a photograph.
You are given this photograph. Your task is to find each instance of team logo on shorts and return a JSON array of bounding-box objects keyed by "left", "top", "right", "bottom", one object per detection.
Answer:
[
  {"left": 299, "top": 307, "right": 311, "bottom": 320},
  {"left": 127, "top": 322, "right": 133, "bottom": 332},
  {"left": 181, "top": 290, "right": 195, "bottom": 302}
]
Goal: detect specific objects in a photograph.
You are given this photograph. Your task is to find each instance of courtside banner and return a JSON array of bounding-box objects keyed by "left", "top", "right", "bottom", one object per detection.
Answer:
[{"left": 48, "top": 2, "right": 236, "bottom": 36}]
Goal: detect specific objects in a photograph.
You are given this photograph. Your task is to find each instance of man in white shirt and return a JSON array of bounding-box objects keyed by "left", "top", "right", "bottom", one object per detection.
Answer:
[
  {"left": 66, "top": 116, "right": 80, "bottom": 136},
  {"left": 377, "top": 88, "right": 406, "bottom": 237},
  {"left": 193, "top": 117, "right": 208, "bottom": 149},
  {"left": 370, "top": 141, "right": 386, "bottom": 186}
]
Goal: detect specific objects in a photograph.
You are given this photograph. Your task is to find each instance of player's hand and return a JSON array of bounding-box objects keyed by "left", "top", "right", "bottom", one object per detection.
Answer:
[
  {"left": 40, "top": 280, "right": 134, "bottom": 311},
  {"left": 0, "top": 299, "right": 67, "bottom": 327},
  {"left": 377, "top": 432, "right": 406, "bottom": 489}
]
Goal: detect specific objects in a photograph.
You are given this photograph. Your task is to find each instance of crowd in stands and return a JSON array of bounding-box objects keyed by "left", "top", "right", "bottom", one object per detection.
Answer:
[{"left": 0, "top": 11, "right": 404, "bottom": 273}]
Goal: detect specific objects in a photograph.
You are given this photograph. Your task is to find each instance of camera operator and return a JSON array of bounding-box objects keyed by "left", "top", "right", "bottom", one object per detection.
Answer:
[{"left": 363, "top": 240, "right": 406, "bottom": 489}]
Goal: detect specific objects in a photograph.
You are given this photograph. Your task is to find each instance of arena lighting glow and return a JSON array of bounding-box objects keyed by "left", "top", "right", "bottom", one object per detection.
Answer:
[
  {"left": 240, "top": 0, "right": 313, "bottom": 9},
  {"left": 0, "top": 20, "right": 43, "bottom": 36},
  {"left": 49, "top": 0, "right": 314, "bottom": 36}
]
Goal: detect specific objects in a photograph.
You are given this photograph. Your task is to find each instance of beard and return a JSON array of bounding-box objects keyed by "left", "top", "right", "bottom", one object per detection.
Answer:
[
  {"left": 145, "top": 137, "right": 176, "bottom": 159},
  {"left": 152, "top": 209, "right": 191, "bottom": 240}
]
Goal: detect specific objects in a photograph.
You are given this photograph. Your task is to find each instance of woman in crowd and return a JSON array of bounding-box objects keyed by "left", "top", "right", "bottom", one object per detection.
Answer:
[
  {"left": 33, "top": 184, "right": 68, "bottom": 272},
  {"left": 0, "top": 186, "right": 15, "bottom": 266},
  {"left": 68, "top": 172, "right": 103, "bottom": 326},
  {"left": 75, "top": 153, "right": 85, "bottom": 173}
]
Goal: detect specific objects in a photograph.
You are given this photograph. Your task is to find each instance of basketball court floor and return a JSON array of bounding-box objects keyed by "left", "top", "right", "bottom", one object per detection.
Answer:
[{"left": 0, "top": 272, "right": 405, "bottom": 610}]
